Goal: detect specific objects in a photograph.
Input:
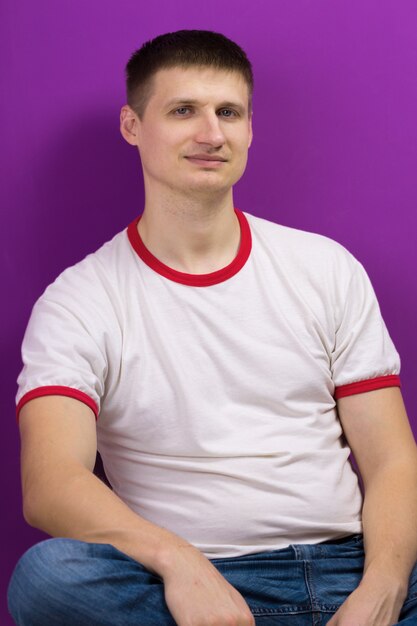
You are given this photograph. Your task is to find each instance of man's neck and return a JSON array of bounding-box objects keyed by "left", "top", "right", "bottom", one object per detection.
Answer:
[{"left": 137, "top": 194, "right": 241, "bottom": 274}]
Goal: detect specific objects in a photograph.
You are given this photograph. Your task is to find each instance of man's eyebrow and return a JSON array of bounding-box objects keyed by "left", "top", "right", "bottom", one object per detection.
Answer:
[
  {"left": 165, "top": 98, "right": 247, "bottom": 114},
  {"left": 165, "top": 98, "right": 200, "bottom": 107},
  {"left": 220, "top": 101, "right": 247, "bottom": 114}
]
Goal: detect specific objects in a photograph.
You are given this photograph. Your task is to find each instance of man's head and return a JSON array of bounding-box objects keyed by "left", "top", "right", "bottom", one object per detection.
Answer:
[
  {"left": 125, "top": 30, "right": 253, "bottom": 120},
  {"left": 121, "top": 31, "right": 254, "bottom": 201}
]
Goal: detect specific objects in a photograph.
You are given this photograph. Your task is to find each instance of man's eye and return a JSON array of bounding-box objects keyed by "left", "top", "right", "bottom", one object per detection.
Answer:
[
  {"left": 174, "top": 107, "right": 191, "bottom": 115},
  {"left": 219, "top": 109, "right": 237, "bottom": 118}
]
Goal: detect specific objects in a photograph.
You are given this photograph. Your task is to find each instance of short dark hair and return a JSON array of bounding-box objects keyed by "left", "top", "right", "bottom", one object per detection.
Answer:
[{"left": 125, "top": 30, "right": 254, "bottom": 118}]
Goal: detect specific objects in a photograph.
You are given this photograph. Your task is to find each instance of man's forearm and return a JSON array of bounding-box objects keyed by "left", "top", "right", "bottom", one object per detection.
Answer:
[
  {"left": 360, "top": 459, "right": 417, "bottom": 592},
  {"left": 24, "top": 461, "right": 194, "bottom": 577}
]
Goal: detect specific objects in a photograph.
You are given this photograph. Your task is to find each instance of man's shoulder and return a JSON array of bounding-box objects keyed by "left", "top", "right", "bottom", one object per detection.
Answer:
[
  {"left": 244, "top": 211, "right": 357, "bottom": 272},
  {"left": 36, "top": 226, "right": 131, "bottom": 311}
]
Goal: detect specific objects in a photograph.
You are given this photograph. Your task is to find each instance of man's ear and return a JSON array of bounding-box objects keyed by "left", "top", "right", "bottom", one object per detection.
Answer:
[
  {"left": 120, "top": 105, "right": 140, "bottom": 146},
  {"left": 248, "top": 113, "right": 253, "bottom": 148}
]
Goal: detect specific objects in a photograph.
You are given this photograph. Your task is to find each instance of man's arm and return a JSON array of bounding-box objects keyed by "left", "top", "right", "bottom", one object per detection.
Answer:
[
  {"left": 19, "top": 395, "right": 255, "bottom": 626},
  {"left": 328, "top": 387, "right": 417, "bottom": 626}
]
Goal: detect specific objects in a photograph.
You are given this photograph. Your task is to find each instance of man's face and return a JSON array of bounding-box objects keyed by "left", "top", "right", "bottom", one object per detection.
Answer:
[{"left": 127, "top": 66, "right": 253, "bottom": 199}]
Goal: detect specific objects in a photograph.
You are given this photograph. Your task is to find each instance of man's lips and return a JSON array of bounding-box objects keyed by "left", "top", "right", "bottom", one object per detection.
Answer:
[{"left": 185, "top": 154, "right": 228, "bottom": 167}]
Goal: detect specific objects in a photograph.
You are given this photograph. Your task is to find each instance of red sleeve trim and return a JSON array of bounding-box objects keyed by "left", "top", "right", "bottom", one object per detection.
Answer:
[
  {"left": 335, "top": 375, "right": 401, "bottom": 399},
  {"left": 16, "top": 386, "right": 99, "bottom": 420}
]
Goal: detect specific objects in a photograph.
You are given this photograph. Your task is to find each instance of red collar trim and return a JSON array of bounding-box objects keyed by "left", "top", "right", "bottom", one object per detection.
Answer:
[{"left": 127, "top": 209, "right": 252, "bottom": 287}]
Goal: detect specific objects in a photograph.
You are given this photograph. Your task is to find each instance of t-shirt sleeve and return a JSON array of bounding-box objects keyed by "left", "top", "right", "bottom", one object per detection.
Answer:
[
  {"left": 330, "top": 258, "right": 400, "bottom": 399},
  {"left": 16, "top": 285, "right": 108, "bottom": 419}
]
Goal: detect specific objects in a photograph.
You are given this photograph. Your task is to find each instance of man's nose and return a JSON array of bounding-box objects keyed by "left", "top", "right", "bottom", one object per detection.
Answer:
[{"left": 194, "top": 112, "right": 226, "bottom": 147}]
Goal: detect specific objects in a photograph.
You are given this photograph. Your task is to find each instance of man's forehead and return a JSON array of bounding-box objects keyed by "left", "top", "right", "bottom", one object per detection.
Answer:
[{"left": 150, "top": 65, "right": 249, "bottom": 106}]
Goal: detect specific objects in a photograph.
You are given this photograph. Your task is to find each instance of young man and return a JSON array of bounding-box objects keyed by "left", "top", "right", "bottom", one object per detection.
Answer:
[{"left": 8, "top": 30, "right": 417, "bottom": 626}]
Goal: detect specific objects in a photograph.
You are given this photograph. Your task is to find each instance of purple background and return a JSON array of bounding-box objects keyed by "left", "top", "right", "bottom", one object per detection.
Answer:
[{"left": 2, "top": 1, "right": 416, "bottom": 622}]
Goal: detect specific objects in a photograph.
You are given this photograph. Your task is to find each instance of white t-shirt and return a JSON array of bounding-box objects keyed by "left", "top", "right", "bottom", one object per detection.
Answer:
[{"left": 16, "top": 210, "right": 400, "bottom": 558}]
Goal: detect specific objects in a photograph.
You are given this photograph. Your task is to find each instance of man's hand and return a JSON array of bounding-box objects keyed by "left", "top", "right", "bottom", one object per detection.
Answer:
[
  {"left": 326, "top": 574, "right": 406, "bottom": 626},
  {"left": 160, "top": 544, "right": 255, "bottom": 626}
]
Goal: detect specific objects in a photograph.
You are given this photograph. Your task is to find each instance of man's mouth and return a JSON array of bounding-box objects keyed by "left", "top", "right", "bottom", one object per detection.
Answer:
[{"left": 185, "top": 154, "right": 228, "bottom": 166}]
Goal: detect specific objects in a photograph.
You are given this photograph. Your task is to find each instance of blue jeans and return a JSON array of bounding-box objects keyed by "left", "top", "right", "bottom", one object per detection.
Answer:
[{"left": 8, "top": 534, "right": 417, "bottom": 625}]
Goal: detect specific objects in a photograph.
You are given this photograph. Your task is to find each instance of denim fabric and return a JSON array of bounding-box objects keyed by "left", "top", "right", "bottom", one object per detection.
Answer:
[{"left": 8, "top": 534, "right": 417, "bottom": 625}]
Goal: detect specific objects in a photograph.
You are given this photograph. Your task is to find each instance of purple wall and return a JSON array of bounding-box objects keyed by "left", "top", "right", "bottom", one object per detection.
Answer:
[{"left": 2, "top": 1, "right": 416, "bottom": 622}]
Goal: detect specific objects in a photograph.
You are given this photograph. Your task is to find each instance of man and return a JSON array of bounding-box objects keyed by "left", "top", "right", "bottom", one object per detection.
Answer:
[{"left": 8, "top": 30, "right": 417, "bottom": 626}]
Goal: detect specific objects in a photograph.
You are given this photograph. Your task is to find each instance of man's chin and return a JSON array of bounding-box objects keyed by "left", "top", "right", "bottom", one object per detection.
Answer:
[
  {"left": 183, "top": 172, "right": 244, "bottom": 194},
  {"left": 184, "top": 184, "right": 234, "bottom": 199}
]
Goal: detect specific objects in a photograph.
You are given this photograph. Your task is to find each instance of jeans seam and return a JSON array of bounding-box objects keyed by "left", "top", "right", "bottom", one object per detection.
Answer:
[
  {"left": 304, "top": 559, "right": 323, "bottom": 626},
  {"left": 304, "top": 560, "right": 316, "bottom": 606},
  {"left": 250, "top": 607, "right": 315, "bottom": 615}
]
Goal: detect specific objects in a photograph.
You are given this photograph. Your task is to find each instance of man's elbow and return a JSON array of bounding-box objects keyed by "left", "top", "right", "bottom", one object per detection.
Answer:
[{"left": 21, "top": 480, "right": 49, "bottom": 529}]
